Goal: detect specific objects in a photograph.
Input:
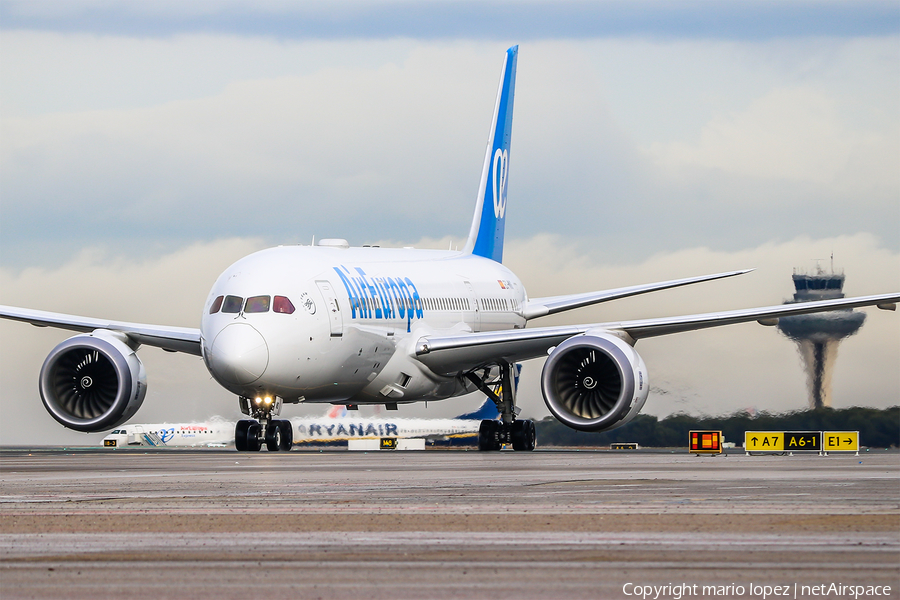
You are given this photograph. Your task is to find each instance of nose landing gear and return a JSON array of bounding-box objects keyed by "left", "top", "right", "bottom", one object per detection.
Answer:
[{"left": 234, "top": 395, "right": 293, "bottom": 452}]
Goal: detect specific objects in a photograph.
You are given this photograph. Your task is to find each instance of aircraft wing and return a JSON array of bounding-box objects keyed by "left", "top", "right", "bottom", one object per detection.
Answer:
[
  {"left": 0, "top": 305, "right": 202, "bottom": 356},
  {"left": 522, "top": 269, "right": 753, "bottom": 319},
  {"left": 415, "top": 293, "right": 899, "bottom": 375}
]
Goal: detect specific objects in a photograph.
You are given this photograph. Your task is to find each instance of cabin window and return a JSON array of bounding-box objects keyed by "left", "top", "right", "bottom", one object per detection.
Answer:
[
  {"left": 274, "top": 296, "right": 295, "bottom": 314},
  {"left": 209, "top": 296, "right": 224, "bottom": 314},
  {"left": 245, "top": 295, "right": 271, "bottom": 313},
  {"left": 221, "top": 295, "right": 244, "bottom": 313}
]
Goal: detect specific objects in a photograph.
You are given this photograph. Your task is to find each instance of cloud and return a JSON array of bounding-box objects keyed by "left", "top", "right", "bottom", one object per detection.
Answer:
[
  {"left": 3, "top": 36, "right": 896, "bottom": 270},
  {"left": 648, "top": 87, "right": 897, "bottom": 193},
  {"left": 0, "top": 41, "right": 500, "bottom": 263},
  {"left": 1, "top": 1, "right": 897, "bottom": 40},
  {"left": 1, "top": 233, "right": 896, "bottom": 445}
]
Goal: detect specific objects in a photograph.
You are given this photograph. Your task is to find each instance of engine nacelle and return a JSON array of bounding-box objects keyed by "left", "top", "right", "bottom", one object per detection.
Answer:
[
  {"left": 541, "top": 332, "right": 648, "bottom": 432},
  {"left": 39, "top": 331, "right": 147, "bottom": 432}
]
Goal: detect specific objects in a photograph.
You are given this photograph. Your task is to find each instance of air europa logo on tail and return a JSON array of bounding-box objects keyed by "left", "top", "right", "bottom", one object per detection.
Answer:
[
  {"left": 333, "top": 266, "right": 423, "bottom": 332},
  {"left": 493, "top": 148, "right": 508, "bottom": 219}
]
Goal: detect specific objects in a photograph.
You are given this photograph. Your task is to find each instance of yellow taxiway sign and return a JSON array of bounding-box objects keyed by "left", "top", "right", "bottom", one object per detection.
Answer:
[
  {"left": 823, "top": 431, "right": 859, "bottom": 452},
  {"left": 743, "top": 431, "right": 783, "bottom": 452}
]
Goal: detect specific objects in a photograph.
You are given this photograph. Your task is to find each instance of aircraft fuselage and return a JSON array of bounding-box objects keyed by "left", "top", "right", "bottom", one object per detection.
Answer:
[{"left": 200, "top": 245, "right": 526, "bottom": 405}]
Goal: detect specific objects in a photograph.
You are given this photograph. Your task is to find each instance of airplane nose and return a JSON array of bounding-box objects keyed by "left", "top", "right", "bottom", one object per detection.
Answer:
[{"left": 209, "top": 323, "right": 269, "bottom": 386}]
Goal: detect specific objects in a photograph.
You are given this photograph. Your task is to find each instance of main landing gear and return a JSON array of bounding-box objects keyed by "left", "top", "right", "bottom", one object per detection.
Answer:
[
  {"left": 234, "top": 395, "right": 293, "bottom": 452},
  {"left": 466, "top": 362, "right": 536, "bottom": 451}
]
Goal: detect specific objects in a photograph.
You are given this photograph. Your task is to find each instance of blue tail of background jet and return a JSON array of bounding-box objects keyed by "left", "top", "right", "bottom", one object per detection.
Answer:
[
  {"left": 454, "top": 398, "right": 501, "bottom": 421},
  {"left": 463, "top": 45, "right": 517, "bottom": 264}
]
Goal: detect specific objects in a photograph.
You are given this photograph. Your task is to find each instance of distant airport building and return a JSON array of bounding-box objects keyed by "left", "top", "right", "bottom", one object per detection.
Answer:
[{"left": 776, "top": 262, "right": 865, "bottom": 409}]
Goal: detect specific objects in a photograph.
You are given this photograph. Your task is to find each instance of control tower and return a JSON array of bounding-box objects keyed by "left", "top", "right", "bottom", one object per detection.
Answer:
[{"left": 776, "top": 263, "right": 866, "bottom": 409}]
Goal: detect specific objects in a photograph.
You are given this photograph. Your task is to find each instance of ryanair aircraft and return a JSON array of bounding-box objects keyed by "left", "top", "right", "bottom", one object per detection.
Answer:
[
  {"left": 291, "top": 399, "right": 500, "bottom": 447},
  {"left": 101, "top": 400, "right": 499, "bottom": 449},
  {"left": 1, "top": 47, "right": 897, "bottom": 452}
]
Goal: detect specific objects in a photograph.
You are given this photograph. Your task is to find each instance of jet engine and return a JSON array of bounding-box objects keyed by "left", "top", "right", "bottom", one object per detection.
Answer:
[
  {"left": 541, "top": 332, "right": 648, "bottom": 432},
  {"left": 39, "top": 331, "right": 147, "bottom": 432}
]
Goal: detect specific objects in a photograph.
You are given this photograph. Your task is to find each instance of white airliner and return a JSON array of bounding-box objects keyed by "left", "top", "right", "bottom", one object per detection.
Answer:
[
  {"left": 102, "top": 421, "right": 233, "bottom": 448},
  {"left": 101, "top": 400, "right": 499, "bottom": 450},
  {"left": 291, "top": 398, "right": 501, "bottom": 448},
  {"left": 1, "top": 46, "right": 897, "bottom": 452}
]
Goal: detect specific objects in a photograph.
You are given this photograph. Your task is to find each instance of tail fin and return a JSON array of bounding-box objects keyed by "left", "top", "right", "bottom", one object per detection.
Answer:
[
  {"left": 463, "top": 45, "right": 518, "bottom": 263},
  {"left": 454, "top": 399, "right": 501, "bottom": 421},
  {"left": 326, "top": 405, "right": 347, "bottom": 418}
]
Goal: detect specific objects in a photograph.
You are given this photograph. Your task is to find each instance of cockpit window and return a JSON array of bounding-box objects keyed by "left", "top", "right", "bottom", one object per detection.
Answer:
[
  {"left": 244, "top": 295, "right": 271, "bottom": 313},
  {"left": 209, "top": 296, "right": 224, "bottom": 314},
  {"left": 274, "top": 296, "right": 295, "bottom": 314},
  {"left": 222, "top": 295, "right": 244, "bottom": 313}
]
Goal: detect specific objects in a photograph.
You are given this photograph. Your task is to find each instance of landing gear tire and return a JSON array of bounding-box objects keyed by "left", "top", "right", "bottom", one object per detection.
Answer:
[
  {"left": 478, "top": 420, "right": 501, "bottom": 451},
  {"left": 265, "top": 422, "right": 281, "bottom": 451},
  {"left": 235, "top": 419, "right": 255, "bottom": 452},
  {"left": 245, "top": 421, "right": 261, "bottom": 451},
  {"left": 511, "top": 419, "right": 536, "bottom": 451},
  {"left": 265, "top": 420, "right": 293, "bottom": 452},
  {"left": 278, "top": 419, "right": 293, "bottom": 451}
]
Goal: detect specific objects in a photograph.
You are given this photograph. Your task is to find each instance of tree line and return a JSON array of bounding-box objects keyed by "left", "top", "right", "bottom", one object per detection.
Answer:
[{"left": 535, "top": 406, "right": 899, "bottom": 448}]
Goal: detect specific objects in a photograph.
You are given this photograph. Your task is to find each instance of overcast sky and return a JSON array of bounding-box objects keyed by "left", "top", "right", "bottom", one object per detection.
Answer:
[{"left": 1, "top": 1, "right": 898, "bottom": 445}]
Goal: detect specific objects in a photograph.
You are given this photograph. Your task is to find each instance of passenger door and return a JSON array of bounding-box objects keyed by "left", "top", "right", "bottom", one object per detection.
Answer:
[{"left": 316, "top": 280, "right": 343, "bottom": 337}]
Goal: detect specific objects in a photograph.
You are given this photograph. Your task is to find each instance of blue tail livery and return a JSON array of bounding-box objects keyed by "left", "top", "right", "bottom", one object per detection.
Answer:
[
  {"left": 463, "top": 45, "right": 517, "bottom": 264},
  {"left": 454, "top": 398, "right": 500, "bottom": 421}
]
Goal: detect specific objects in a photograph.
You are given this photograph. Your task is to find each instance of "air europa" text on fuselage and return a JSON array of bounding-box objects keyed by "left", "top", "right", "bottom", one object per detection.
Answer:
[{"left": 333, "top": 266, "right": 424, "bottom": 330}]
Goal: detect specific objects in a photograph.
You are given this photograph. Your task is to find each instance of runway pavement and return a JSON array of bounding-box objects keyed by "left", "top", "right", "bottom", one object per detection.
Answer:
[{"left": 1, "top": 448, "right": 897, "bottom": 599}]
